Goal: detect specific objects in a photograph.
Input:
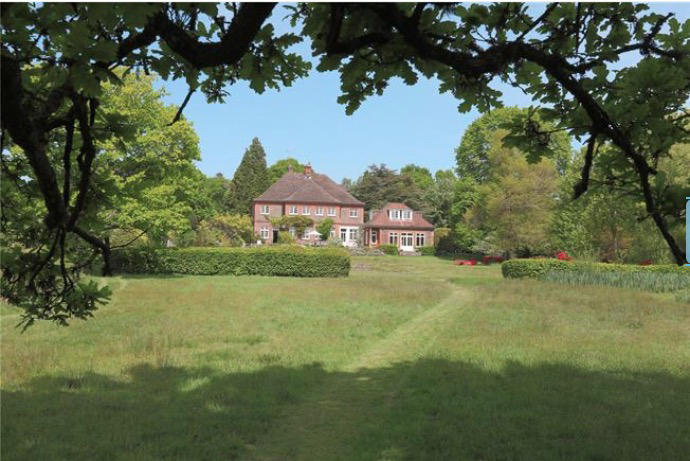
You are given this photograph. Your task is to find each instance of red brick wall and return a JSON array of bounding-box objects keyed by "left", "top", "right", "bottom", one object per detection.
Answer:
[
  {"left": 369, "top": 228, "right": 434, "bottom": 248},
  {"left": 253, "top": 201, "right": 364, "bottom": 244}
]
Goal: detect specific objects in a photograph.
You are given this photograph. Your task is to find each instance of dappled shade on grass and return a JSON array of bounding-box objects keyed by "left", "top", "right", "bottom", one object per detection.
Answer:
[
  {"left": 3, "top": 360, "right": 690, "bottom": 461},
  {"left": 2, "top": 257, "right": 688, "bottom": 461}
]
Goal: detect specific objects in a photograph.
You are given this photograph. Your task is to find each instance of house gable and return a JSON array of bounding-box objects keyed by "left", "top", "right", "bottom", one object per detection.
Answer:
[{"left": 364, "top": 202, "right": 434, "bottom": 230}]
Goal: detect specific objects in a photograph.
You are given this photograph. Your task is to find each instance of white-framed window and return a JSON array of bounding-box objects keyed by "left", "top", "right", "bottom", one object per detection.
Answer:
[
  {"left": 302, "top": 206, "right": 310, "bottom": 215},
  {"left": 416, "top": 233, "right": 425, "bottom": 247},
  {"left": 371, "top": 231, "right": 377, "bottom": 244},
  {"left": 349, "top": 209, "right": 358, "bottom": 218},
  {"left": 389, "top": 232, "right": 398, "bottom": 245},
  {"left": 348, "top": 228, "right": 358, "bottom": 241},
  {"left": 328, "top": 207, "right": 336, "bottom": 216},
  {"left": 260, "top": 205, "right": 270, "bottom": 215},
  {"left": 315, "top": 207, "right": 323, "bottom": 216},
  {"left": 260, "top": 226, "right": 269, "bottom": 240},
  {"left": 289, "top": 226, "right": 297, "bottom": 237},
  {"left": 304, "top": 227, "right": 311, "bottom": 239},
  {"left": 389, "top": 209, "right": 400, "bottom": 220},
  {"left": 402, "top": 210, "right": 412, "bottom": 220},
  {"left": 401, "top": 232, "right": 413, "bottom": 248},
  {"left": 330, "top": 229, "right": 335, "bottom": 238},
  {"left": 289, "top": 205, "right": 298, "bottom": 215},
  {"left": 340, "top": 227, "right": 347, "bottom": 241}
]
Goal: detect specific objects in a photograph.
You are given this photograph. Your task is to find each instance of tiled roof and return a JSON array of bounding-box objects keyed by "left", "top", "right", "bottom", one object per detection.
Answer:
[
  {"left": 363, "top": 203, "right": 434, "bottom": 230},
  {"left": 254, "top": 172, "right": 364, "bottom": 206}
]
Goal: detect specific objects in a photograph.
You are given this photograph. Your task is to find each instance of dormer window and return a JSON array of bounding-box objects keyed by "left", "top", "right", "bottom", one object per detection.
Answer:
[
  {"left": 389, "top": 210, "right": 400, "bottom": 220},
  {"left": 402, "top": 210, "right": 412, "bottom": 220}
]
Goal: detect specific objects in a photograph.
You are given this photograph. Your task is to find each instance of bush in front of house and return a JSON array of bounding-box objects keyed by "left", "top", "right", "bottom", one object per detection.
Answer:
[
  {"left": 418, "top": 246, "right": 435, "bottom": 256},
  {"left": 379, "top": 244, "right": 399, "bottom": 256},
  {"left": 502, "top": 258, "right": 689, "bottom": 293},
  {"left": 111, "top": 246, "right": 350, "bottom": 277},
  {"left": 277, "top": 231, "right": 295, "bottom": 244}
]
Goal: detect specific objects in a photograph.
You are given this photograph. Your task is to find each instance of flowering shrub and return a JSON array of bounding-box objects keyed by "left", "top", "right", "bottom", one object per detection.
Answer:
[
  {"left": 482, "top": 255, "right": 505, "bottom": 265},
  {"left": 454, "top": 259, "right": 476, "bottom": 266},
  {"left": 639, "top": 259, "right": 653, "bottom": 266},
  {"left": 555, "top": 251, "right": 572, "bottom": 261}
]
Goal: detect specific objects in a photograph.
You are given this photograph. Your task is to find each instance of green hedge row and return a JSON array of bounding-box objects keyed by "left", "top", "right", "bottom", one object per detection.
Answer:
[
  {"left": 501, "top": 259, "right": 687, "bottom": 279},
  {"left": 111, "top": 246, "right": 350, "bottom": 277}
]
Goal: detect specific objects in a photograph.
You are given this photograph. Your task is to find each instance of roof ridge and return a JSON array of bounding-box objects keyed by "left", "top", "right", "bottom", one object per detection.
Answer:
[
  {"left": 306, "top": 175, "right": 340, "bottom": 202},
  {"left": 283, "top": 174, "right": 339, "bottom": 203}
]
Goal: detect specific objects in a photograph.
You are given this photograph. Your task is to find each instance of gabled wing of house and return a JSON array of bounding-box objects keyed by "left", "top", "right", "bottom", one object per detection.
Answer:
[{"left": 364, "top": 202, "right": 434, "bottom": 230}]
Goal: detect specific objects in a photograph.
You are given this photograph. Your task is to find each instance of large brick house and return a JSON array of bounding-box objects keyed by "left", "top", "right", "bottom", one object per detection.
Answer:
[
  {"left": 252, "top": 165, "right": 365, "bottom": 245},
  {"left": 362, "top": 202, "right": 435, "bottom": 251}
]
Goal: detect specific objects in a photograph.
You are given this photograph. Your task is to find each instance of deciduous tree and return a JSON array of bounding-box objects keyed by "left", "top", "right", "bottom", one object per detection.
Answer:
[{"left": 268, "top": 157, "right": 305, "bottom": 184}]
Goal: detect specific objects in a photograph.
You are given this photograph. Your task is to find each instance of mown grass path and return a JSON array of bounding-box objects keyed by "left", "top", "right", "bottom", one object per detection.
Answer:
[{"left": 2, "top": 257, "right": 689, "bottom": 461}]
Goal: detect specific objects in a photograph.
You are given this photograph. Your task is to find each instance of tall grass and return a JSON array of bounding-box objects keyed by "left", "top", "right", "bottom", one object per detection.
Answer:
[
  {"left": 543, "top": 268, "right": 690, "bottom": 293},
  {"left": 2, "top": 257, "right": 689, "bottom": 461}
]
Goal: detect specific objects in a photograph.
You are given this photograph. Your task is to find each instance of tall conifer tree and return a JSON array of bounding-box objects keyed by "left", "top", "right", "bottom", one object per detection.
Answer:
[{"left": 230, "top": 138, "right": 270, "bottom": 214}]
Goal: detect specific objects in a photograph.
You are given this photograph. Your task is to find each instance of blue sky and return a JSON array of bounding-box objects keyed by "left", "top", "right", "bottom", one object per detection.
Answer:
[{"left": 159, "top": 3, "right": 689, "bottom": 183}]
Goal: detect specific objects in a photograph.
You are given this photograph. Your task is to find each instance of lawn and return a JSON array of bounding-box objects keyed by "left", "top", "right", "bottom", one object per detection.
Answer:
[{"left": 2, "top": 256, "right": 689, "bottom": 461}]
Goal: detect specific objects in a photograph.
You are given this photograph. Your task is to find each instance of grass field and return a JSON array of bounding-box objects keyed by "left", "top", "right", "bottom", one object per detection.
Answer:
[{"left": 2, "top": 256, "right": 689, "bottom": 461}]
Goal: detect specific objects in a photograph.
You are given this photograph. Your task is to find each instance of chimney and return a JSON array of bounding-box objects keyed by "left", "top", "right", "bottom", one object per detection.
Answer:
[{"left": 304, "top": 163, "right": 313, "bottom": 175}]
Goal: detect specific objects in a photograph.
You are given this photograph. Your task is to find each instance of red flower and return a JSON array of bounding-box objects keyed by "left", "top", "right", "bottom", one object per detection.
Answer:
[
  {"left": 454, "top": 259, "right": 477, "bottom": 266},
  {"left": 555, "top": 251, "right": 572, "bottom": 261},
  {"left": 639, "top": 259, "right": 653, "bottom": 266}
]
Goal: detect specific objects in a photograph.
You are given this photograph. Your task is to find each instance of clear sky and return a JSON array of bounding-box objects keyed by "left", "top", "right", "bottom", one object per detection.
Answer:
[{"left": 158, "top": 2, "right": 689, "bottom": 183}]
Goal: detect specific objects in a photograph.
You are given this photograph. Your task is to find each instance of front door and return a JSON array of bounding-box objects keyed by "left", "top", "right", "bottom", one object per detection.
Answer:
[
  {"left": 400, "top": 232, "right": 414, "bottom": 251},
  {"left": 340, "top": 226, "right": 359, "bottom": 247}
]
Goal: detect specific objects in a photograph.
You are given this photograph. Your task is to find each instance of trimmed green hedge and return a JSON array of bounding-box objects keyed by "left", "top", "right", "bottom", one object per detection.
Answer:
[
  {"left": 379, "top": 244, "right": 399, "bottom": 256},
  {"left": 502, "top": 259, "right": 687, "bottom": 279},
  {"left": 502, "top": 259, "right": 689, "bottom": 293},
  {"left": 112, "top": 246, "right": 350, "bottom": 277},
  {"left": 502, "top": 259, "right": 574, "bottom": 279}
]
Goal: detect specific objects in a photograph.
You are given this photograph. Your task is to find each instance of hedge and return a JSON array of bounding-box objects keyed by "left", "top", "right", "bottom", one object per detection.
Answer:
[
  {"left": 502, "top": 259, "right": 688, "bottom": 279},
  {"left": 111, "top": 246, "right": 350, "bottom": 277},
  {"left": 502, "top": 259, "right": 689, "bottom": 293}
]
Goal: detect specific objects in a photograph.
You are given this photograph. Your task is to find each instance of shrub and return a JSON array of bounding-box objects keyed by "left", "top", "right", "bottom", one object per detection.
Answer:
[
  {"left": 316, "top": 218, "right": 334, "bottom": 240},
  {"left": 111, "top": 246, "right": 350, "bottom": 277},
  {"left": 434, "top": 227, "right": 451, "bottom": 246},
  {"left": 418, "top": 246, "right": 435, "bottom": 256},
  {"left": 379, "top": 244, "right": 399, "bottom": 256},
  {"left": 277, "top": 231, "right": 295, "bottom": 244},
  {"left": 482, "top": 255, "right": 505, "bottom": 265},
  {"left": 195, "top": 214, "right": 254, "bottom": 247},
  {"left": 502, "top": 259, "right": 574, "bottom": 279},
  {"left": 502, "top": 258, "right": 689, "bottom": 293},
  {"left": 555, "top": 251, "right": 572, "bottom": 261}
]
